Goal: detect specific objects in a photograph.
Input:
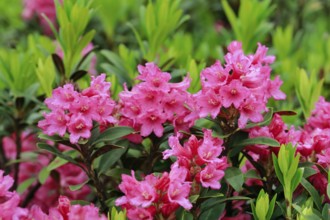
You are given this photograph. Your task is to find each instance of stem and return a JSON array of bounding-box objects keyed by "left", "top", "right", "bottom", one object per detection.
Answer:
[
  {"left": 81, "top": 145, "right": 108, "bottom": 213},
  {"left": 22, "top": 182, "right": 42, "bottom": 207},
  {"left": 12, "top": 126, "right": 22, "bottom": 191},
  {"left": 0, "top": 137, "right": 8, "bottom": 171}
]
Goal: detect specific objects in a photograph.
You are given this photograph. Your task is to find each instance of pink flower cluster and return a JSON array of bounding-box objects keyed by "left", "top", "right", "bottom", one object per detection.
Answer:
[
  {"left": 2, "top": 132, "right": 91, "bottom": 211},
  {"left": 0, "top": 170, "right": 20, "bottom": 219},
  {"left": 22, "top": 0, "right": 61, "bottom": 35},
  {"left": 38, "top": 74, "right": 117, "bottom": 144},
  {"left": 118, "top": 63, "right": 194, "bottom": 140},
  {"left": 0, "top": 171, "right": 106, "bottom": 220},
  {"left": 116, "top": 167, "right": 192, "bottom": 220},
  {"left": 195, "top": 41, "right": 286, "bottom": 128},
  {"left": 164, "top": 129, "right": 228, "bottom": 190}
]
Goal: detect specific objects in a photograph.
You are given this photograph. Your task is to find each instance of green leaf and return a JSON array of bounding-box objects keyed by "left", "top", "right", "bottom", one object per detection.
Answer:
[
  {"left": 91, "top": 126, "right": 134, "bottom": 146},
  {"left": 17, "top": 177, "right": 36, "bottom": 194},
  {"left": 233, "top": 136, "right": 280, "bottom": 148},
  {"left": 189, "top": 195, "right": 199, "bottom": 204},
  {"left": 272, "top": 153, "right": 284, "bottom": 186},
  {"left": 47, "top": 150, "right": 77, "bottom": 171},
  {"left": 267, "top": 194, "right": 277, "bottom": 220},
  {"left": 245, "top": 108, "right": 273, "bottom": 129},
  {"left": 301, "top": 178, "right": 322, "bottom": 211},
  {"left": 91, "top": 144, "right": 125, "bottom": 161},
  {"left": 38, "top": 167, "right": 50, "bottom": 184},
  {"left": 96, "top": 148, "right": 128, "bottom": 175},
  {"left": 69, "top": 179, "right": 90, "bottom": 191},
  {"left": 37, "top": 143, "right": 81, "bottom": 168},
  {"left": 224, "top": 167, "right": 244, "bottom": 192}
]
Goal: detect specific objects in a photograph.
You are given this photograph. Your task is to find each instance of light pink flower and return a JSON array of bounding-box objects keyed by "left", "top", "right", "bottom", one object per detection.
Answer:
[
  {"left": 67, "top": 114, "right": 93, "bottom": 144},
  {"left": 38, "top": 109, "right": 69, "bottom": 137},
  {"left": 167, "top": 181, "right": 192, "bottom": 210},
  {"left": 199, "top": 163, "right": 225, "bottom": 189},
  {"left": 220, "top": 80, "right": 250, "bottom": 108}
]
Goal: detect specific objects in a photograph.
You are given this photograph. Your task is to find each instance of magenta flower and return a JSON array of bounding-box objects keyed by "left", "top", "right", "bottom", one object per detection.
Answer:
[
  {"left": 197, "top": 130, "right": 224, "bottom": 163},
  {"left": 167, "top": 181, "right": 192, "bottom": 210},
  {"left": 220, "top": 80, "right": 250, "bottom": 108},
  {"left": 201, "top": 60, "right": 229, "bottom": 89},
  {"left": 137, "top": 63, "right": 171, "bottom": 90},
  {"left": 38, "top": 109, "right": 69, "bottom": 137},
  {"left": 45, "top": 84, "right": 78, "bottom": 110},
  {"left": 163, "top": 136, "right": 193, "bottom": 160},
  {"left": 199, "top": 163, "right": 225, "bottom": 189},
  {"left": 0, "top": 170, "right": 20, "bottom": 219},
  {"left": 71, "top": 95, "right": 99, "bottom": 121},
  {"left": 238, "top": 97, "right": 264, "bottom": 128},
  {"left": 138, "top": 109, "right": 166, "bottom": 137},
  {"left": 82, "top": 74, "right": 111, "bottom": 97},
  {"left": 67, "top": 114, "right": 93, "bottom": 144},
  {"left": 197, "top": 89, "right": 222, "bottom": 118}
]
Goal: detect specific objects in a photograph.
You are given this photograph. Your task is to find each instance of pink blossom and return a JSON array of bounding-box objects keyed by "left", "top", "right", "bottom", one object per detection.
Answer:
[
  {"left": 163, "top": 136, "right": 193, "bottom": 160},
  {"left": 137, "top": 63, "right": 171, "bottom": 90},
  {"left": 220, "top": 80, "right": 250, "bottom": 108},
  {"left": 67, "top": 114, "right": 93, "bottom": 143},
  {"left": 71, "top": 95, "right": 99, "bottom": 121},
  {"left": 38, "top": 109, "right": 69, "bottom": 137},
  {"left": 0, "top": 170, "right": 20, "bottom": 219},
  {"left": 45, "top": 84, "right": 78, "bottom": 110},
  {"left": 167, "top": 181, "right": 192, "bottom": 210},
  {"left": 82, "top": 74, "right": 111, "bottom": 98},
  {"left": 127, "top": 207, "right": 155, "bottom": 220},
  {"left": 266, "top": 76, "right": 286, "bottom": 100},
  {"left": 198, "top": 163, "right": 225, "bottom": 189},
  {"left": 197, "top": 129, "right": 224, "bottom": 163},
  {"left": 197, "top": 89, "right": 222, "bottom": 118},
  {"left": 138, "top": 109, "right": 166, "bottom": 137},
  {"left": 22, "top": 0, "right": 61, "bottom": 35},
  {"left": 68, "top": 204, "right": 107, "bottom": 220},
  {"left": 201, "top": 60, "right": 228, "bottom": 89},
  {"left": 238, "top": 97, "right": 264, "bottom": 128}
]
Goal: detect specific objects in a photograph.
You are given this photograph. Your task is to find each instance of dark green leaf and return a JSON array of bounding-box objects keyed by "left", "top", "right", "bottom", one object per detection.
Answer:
[
  {"left": 322, "top": 203, "right": 330, "bottom": 219},
  {"left": 70, "top": 70, "right": 88, "bottom": 82},
  {"left": 301, "top": 178, "right": 322, "bottom": 210},
  {"left": 37, "top": 143, "right": 82, "bottom": 169},
  {"left": 69, "top": 179, "right": 90, "bottom": 191},
  {"left": 92, "top": 126, "right": 134, "bottom": 146},
  {"left": 52, "top": 53, "right": 65, "bottom": 76},
  {"left": 224, "top": 167, "right": 244, "bottom": 192},
  {"left": 91, "top": 144, "right": 125, "bottom": 161},
  {"left": 70, "top": 200, "right": 91, "bottom": 206},
  {"left": 233, "top": 136, "right": 280, "bottom": 148},
  {"left": 96, "top": 148, "right": 127, "bottom": 175},
  {"left": 17, "top": 177, "right": 36, "bottom": 194}
]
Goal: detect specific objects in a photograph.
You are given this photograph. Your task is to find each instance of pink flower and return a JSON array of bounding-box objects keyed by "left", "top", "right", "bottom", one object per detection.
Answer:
[
  {"left": 266, "top": 76, "right": 286, "bottom": 100},
  {"left": 138, "top": 109, "right": 166, "bottom": 137},
  {"left": 22, "top": 0, "right": 61, "bottom": 35},
  {"left": 197, "top": 89, "right": 222, "bottom": 118},
  {"left": 198, "top": 163, "right": 225, "bottom": 189},
  {"left": 163, "top": 136, "right": 193, "bottom": 160},
  {"left": 71, "top": 95, "right": 99, "bottom": 121},
  {"left": 68, "top": 204, "right": 107, "bottom": 220},
  {"left": 167, "top": 181, "right": 192, "bottom": 210},
  {"left": 137, "top": 63, "right": 171, "bottom": 91},
  {"left": 201, "top": 60, "right": 229, "bottom": 89},
  {"left": 127, "top": 207, "right": 155, "bottom": 220},
  {"left": 238, "top": 97, "right": 264, "bottom": 128},
  {"left": 82, "top": 74, "right": 111, "bottom": 98},
  {"left": 38, "top": 109, "right": 69, "bottom": 137},
  {"left": 45, "top": 84, "right": 78, "bottom": 110},
  {"left": 220, "top": 80, "right": 250, "bottom": 108},
  {"left": 67, "top": 114, "right": 93, "bottom": 144},
  {"left": 197, "top": 130, "right": 224, "bottom": 163},
  {"left": 0, "top": 170, "right": 20, "bottom": 219}
]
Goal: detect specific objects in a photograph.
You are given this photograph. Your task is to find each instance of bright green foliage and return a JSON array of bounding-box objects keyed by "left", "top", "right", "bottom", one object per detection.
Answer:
[
  {"left": 222, "top": 0, "right": 274, "bottom": 53},
  {"left": 0, "top": 49, "right": 39, "bottom": 96},
  {"left": 53, "top": 0, "right": 95, "bottom": 78},
  {"left": 108, "top": 207, "right": 127, "bottom": 220},
  {"left": 272, "top": 144, "right": 304, "bottom": 219},
  {"left": 295, "top": 68, "right": 324, "bottom": 119},
  {"left": 135, "top": 0, "right": 189, "bottom": 65},
  {"left": 251, "top": 189, "right": 277, "bottom": 220}
]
